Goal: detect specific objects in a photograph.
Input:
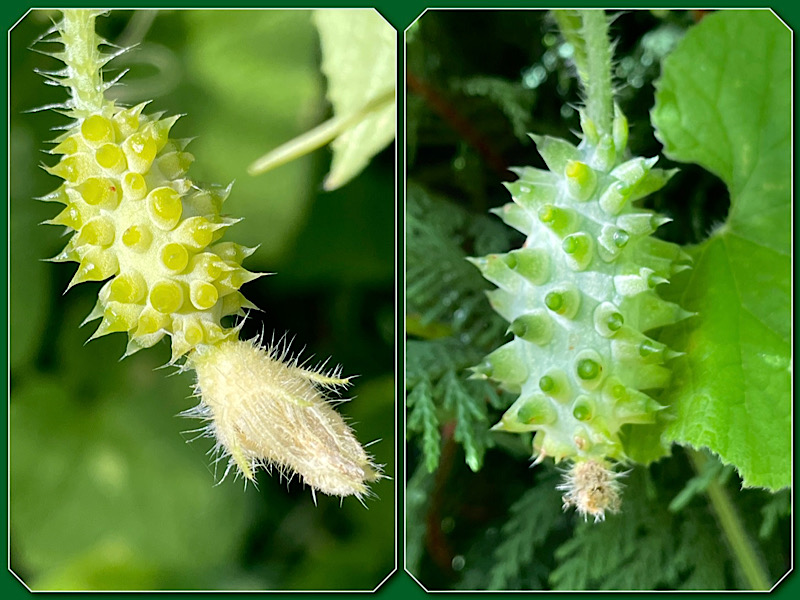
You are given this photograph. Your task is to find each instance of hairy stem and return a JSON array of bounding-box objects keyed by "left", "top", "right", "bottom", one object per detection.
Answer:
[
  {"left": 580, "top": 11, "right": 614, "bottom": 136},
  {"left": 689, "top": 450, "right": 771, "bottom": 590},
  {"left": 554, "top": 10, "right": 614, "bottom": 137},
  {"left": 59, "top": 9, "right": 107, "bottom": 116}
]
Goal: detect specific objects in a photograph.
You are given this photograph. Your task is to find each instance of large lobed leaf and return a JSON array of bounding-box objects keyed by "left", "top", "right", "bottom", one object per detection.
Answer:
[{"left": 652, "top": 10, "right": 790, "bottom": 490}]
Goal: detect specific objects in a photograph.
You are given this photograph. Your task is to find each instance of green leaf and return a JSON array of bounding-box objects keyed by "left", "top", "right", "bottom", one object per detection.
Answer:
[
  {"left": 620, "top": 421, "right": 672, "bottom": 467},
  {"left": 180, "top": 11, "right": 321, "bottom": 264},
  {"left": 11, "top": 374, "right": 250, "bottom": 590},
  {"left": 312, "top": 10, "right": 395, "bottom": 190},
  {"left": 652, "top": 10, "right": 790, "bottom": 490}
]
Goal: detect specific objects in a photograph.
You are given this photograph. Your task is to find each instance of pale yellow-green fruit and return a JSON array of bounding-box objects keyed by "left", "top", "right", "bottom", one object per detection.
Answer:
[
  {"left": 43, "top": 13, "right": 260, "bottom": 362},
  {"left": 472, "top": 103, "right": 690, "bottom": 518}
]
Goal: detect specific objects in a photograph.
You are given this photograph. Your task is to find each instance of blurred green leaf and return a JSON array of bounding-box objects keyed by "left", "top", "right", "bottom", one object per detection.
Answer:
[
  {"left": 179, "top": 10, "right": 322, "bottom": 265},
  {"left": 652, "top": 10, "right": 790, "bottom": 490},
  {"left": 313, "top": 9, "right": 396, "bottom": 190},
  {"left": 8, "top": 16, "right": 69, "bottom": 373},
  {"left": 31, "top": 540, "right": 164, "bottom": 591},
  {"left": 272, "top": 164, "right": 394, "bottom": 288},
  {"left": 9, "top": 123, "right": 54, "bottom": 372},
  {"left": 11, "top": 372, "right": 251, "bottom": 590}
]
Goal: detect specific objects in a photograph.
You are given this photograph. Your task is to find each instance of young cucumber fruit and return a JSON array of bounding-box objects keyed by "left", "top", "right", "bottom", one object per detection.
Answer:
[
  {"left": 471, "top": 107, "right": 691, "bottom": 519},
  {"left": 39, "top": 10, "right": 380, "bottom": 498},
  {"left": 42, "top": 11, "right": 260, "bottom": 363}
]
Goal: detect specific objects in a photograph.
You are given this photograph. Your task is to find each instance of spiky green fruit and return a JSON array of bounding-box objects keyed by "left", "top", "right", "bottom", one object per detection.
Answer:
[
  {"left": 34, "top": 10, "right": 382, "bottom": 498},
  {"left": 41, "top": 11, "right": 260, "bottom": 363},
  {"left": 473, "top": 107, "right": 691, "bottom": 471}
]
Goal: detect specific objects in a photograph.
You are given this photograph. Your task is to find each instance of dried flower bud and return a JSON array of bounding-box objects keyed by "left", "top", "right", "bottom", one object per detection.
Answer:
[
  {"left": 557, "top": 459, "right": 623, "bottom": 522},
  {"left": 188, "top": 338, "right": 381, "bottom": 500}
]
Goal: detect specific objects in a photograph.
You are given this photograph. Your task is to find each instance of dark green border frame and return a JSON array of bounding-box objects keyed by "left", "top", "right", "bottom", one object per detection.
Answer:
[{"left": 3, "top": 1, "right": 796, "bottom": 599}]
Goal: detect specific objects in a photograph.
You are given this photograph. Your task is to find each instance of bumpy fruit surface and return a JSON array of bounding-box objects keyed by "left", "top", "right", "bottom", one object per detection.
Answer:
[
  {"left": 471, "top": 106, "right": 691, "bottom": 468},
  {"left": 42, "top": 12, "right": 259, "bottom": 363}
]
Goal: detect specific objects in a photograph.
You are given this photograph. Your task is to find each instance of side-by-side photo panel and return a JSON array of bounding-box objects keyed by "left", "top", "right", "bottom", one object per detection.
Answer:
[
  {"left": 9, "top": 8, "right": 396, "bottom": 592},
  {"left": 405, "top": 9, "right": 790, "bottom": 591}
]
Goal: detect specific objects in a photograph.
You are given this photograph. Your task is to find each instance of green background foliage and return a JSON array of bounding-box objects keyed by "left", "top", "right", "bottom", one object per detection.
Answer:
[
  {"left": 9, "top": 9, "right": 394, "bottom": 591},
  {"left": 313, "top": 10, "right": 396, "bottom": 190},
  {"left": 405, "top": 9, "right": 790, "bottom": 591}
]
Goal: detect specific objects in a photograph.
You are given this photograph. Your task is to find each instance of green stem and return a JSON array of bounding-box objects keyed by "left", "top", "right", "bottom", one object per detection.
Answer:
[
  {"left": 578, "top": 10, "right": 614, "bottom": 137},
  {"left": 247, "top": 87, "right": 394, "bottom": 178},
  {"left": 554, "top": 10, "right": 614, "bottom": 137},
  {"left": 688, "top": 450, "right": 771, "bottom": 590},
  {"left": 59, "top": 10, "right": 107, "bottom": 116}
]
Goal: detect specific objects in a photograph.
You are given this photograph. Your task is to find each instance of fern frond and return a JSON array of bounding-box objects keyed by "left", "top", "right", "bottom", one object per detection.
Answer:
[
  {"left": 407, "top": 337, "right": 511, "bottom": 473},
  {"left": 437, "top": 370, "right": 490, "bottom": 472},
  {"left": 668, "top": 449, "right": 734, "bottom": 512},
  {"left": 407, "top": 376, "right": 441, "bottom": 472},
  {"left": 407, "top": 183, "right": 511, "bottom": 347},
  {"left": 406, "top": 337, "right": 483, "bottom": 388},
  {"left": 405, "top": 464, "right": 437, "bottom": 575},
  {"left": 488, "top": 474, "right": 565, "bottom": 590},
  {"left": 451, "top": 75, "right": 536, "bottom": 142},
  {"left": 406, "top": 185, "right": 516, "bottom": 475},
  {"left": 758, "top": 489, "right": 790, "bottom": 540}
]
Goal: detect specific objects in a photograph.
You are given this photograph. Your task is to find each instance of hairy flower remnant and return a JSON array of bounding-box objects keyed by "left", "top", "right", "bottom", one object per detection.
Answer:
[
  {"left": 189, "top": 338, "right": 381, "bottom": 499},
  {"left": 557, "top": 459, "right": 623, "bottom": 522}
]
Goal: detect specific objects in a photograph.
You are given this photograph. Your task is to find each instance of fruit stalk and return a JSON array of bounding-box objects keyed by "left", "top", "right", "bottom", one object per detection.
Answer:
[{"left": 688, "top": 451, "right": 770, "bottom": 590}]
